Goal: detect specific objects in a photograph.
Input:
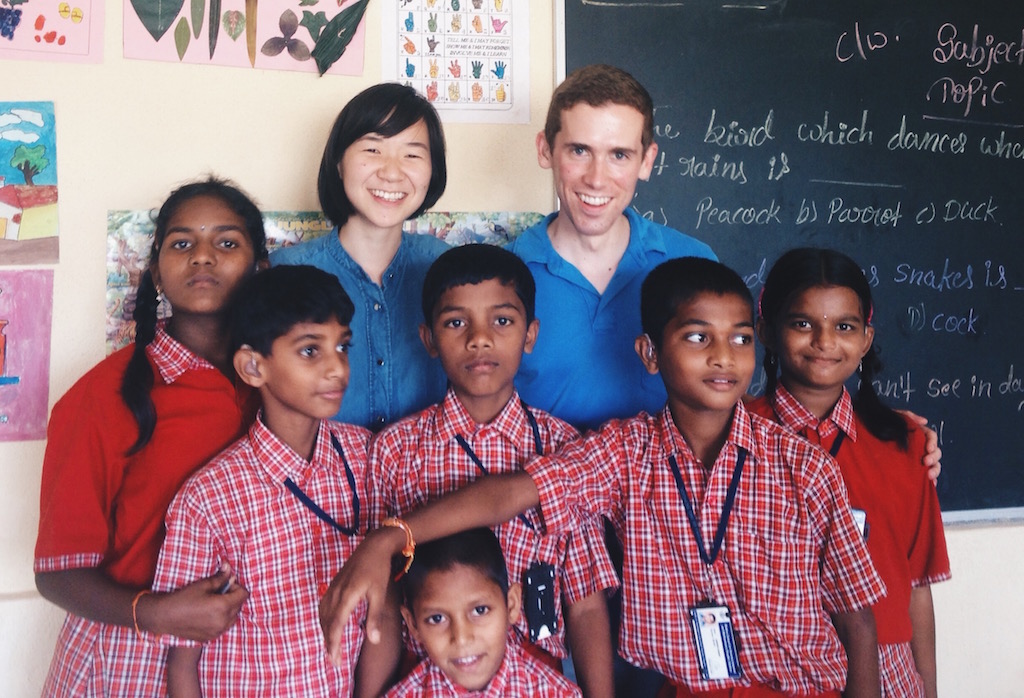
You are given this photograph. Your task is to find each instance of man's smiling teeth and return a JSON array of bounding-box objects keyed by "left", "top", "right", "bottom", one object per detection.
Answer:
[
  {"left": 579, "top": 193, "right": 611, "bottom": 206},
  {"left": 371, "top": 190, "right": 405, "bottom": 202}
]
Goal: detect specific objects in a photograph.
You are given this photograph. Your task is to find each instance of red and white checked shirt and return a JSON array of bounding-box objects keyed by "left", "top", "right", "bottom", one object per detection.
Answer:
[
  {"left": 527, "top": 402, "right": 886, "bottom": 694},
  {"left": 36, "top": 326, "right": 257, "bottom": 698},
  {"left": 750, "top": 386, "right": 950, "bottom": 698},
  {"left": 153, "top": 415, "right": 374, "bottom": 697},
  {"left": 382, "top": 641, "right": 582, "bottom": 697},
  {"left": 368, "top": 389, "right": 618, "bottom": 658}
]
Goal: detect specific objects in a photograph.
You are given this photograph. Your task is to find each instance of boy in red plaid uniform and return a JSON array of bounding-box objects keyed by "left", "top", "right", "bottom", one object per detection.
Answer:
[
  {"left": 385, "top": 527, "right": 582, "bottom": 698},
  {"left": 324, "top": 257, "right": 888, "bottom": 698},
  {"left": 368, "top": 244, "right": 618, "bottom": 696},
  {"left": 153, "top": 265, "right": 396, "bottom": 697}
]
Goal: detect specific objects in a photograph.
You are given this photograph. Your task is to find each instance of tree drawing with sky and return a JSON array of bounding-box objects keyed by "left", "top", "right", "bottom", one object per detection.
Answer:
[{"left": 10, "top": 144, "right": 48, "bottom": 186}]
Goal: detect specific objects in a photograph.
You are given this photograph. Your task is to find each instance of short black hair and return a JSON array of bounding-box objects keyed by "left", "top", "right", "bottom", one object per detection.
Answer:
[
  {"left": 421, "top": 244, "right": 536, "bottom": 324},
  {"left": 641, "top": 257, "right": 753, "bottom": 348},
  {"left": 318, "top": 83, "right": 447, "bottom": 228},
  {"left": 401, "top": 528, "right": 508, "bottom": 610},
  {"left": 229, "top": 265, "right": 354, "bottom": 355}
]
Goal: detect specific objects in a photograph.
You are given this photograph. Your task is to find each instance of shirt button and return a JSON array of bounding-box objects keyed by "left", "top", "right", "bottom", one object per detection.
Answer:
[
  {"left": 376, "top": 358, "right": 385, "bottom": 366},
  {"left": 373, "top": 302, "right": 381, "bottom": 311},
  {"left": 375, "top": 415, "right": 386, "bottom": 427},
  {"left": 312, "top": 522, "right": 323, "bottom": 536},
  {"left": 318, "top": 582, "right": 329, "bottom": 598}
]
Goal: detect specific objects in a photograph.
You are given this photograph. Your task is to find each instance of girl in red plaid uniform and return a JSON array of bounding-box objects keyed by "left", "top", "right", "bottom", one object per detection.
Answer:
[
  {"left": 750, "top": 248, "right": 950, "bottom": 698},
  {"left": 34, "top": 178, "right": 266, "bottom": 697}
]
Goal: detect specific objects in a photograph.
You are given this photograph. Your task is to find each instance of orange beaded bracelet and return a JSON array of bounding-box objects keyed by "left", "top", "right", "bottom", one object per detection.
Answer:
[
  {"left": 382, "top": 517, "right": 415, "bottom": 581},
  {"left": 131, "top": 590, "right": 151, "bottom": 640}
]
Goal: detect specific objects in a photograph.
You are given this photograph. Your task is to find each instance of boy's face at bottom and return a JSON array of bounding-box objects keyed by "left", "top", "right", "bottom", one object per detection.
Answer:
[
  {"left": 247, "top": 318, "right": 353, "bottom": 423},
  {"left": 420, "top": 278, "right": 538, "bottom": 421},
  {"left": 638, "top": 291, "right": 756, "bottom": 417},
  {"left": 402, "top": 564, "right": 522, "bottom": 692}
]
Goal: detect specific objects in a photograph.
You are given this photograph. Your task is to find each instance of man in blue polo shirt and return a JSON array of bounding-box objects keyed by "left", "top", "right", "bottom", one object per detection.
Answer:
[{"left": 510, "top": 64, "right": 715, "bottom": 432}]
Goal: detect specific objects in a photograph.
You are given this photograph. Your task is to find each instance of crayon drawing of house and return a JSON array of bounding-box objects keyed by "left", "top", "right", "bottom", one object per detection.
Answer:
[{"left": 0, "top": 184, "right": 59, "bottom": 241}]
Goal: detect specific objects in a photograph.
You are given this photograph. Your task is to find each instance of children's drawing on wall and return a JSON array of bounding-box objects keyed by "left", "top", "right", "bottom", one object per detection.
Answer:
[
  {"left": 0, "top": 102, "right": 59, "bottom": 265},
  {"left": 0, "top": 269, "right": 53, "bottom": 441},
  {"left": 123, "top": 0, "right": 368, "bottom": 75},
  {"left": 106, "top": 208, "right": 542, "bottom": 351},
  {"left": 0, "top": 0, "right": 104, "bottom": 63},
  {"left": 382, "top": 0, "right": 530, "bottom": 123}
]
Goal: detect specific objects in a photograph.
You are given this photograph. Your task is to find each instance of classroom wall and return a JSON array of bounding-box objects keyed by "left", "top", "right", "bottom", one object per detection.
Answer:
[{"left": 1, "top": 3, "right": 1020, "bottom": 695}]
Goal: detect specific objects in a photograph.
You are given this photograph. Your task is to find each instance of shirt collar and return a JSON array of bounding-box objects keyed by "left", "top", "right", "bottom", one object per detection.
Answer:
[
  {"left": 326, "top": 227, "right": 408, "bottom": 285},
  {"left": 147, "top": 323, "right": 216, "bottom": 384},
  {"left": 249, "top": 412, "right": 334, "bottom": 484},
  {"left": 437, "top": 388, "right": 535, "bottom": 452},
  {"left": 661, "top": 400, "right": 757, "bottom": 464},
  {"left": 771, "top": 383, "right": 857, "bottom": 442}
]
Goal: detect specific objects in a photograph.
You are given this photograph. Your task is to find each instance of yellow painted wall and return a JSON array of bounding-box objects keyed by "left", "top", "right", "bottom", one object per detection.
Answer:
[{"left": 1, "top": 3, "right": 1020, "bottom": 695}]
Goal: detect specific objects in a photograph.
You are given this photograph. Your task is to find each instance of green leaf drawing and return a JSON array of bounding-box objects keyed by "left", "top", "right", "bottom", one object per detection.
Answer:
[
  {"left": 300, "top": 10, "right": 327, "bottom": 41},
  {"left": 191, "top": 0, "right": 203, "bottom": 38},
  {"left": 222, "top": 9, "right": 243, "bottom": 40},
  {"left": 208, "top": 0, "right": 220, "bottom": 57},
  {"left": 310, "top": 0, "right": 369, "bottom": 76},
  {"left": 174, "top": 17, "right": 190, "bottom": 59},
  {"left": 130, "top": 0, "right": 186, "bottom": 42}
]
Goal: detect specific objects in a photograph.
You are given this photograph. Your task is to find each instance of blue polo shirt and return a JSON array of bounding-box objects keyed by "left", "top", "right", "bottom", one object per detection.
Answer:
[
  {"left": 270, "top": 230, "right": 449, "bottom": 430},
  {"left": 508, "top": 208, "right": 716, "bottom": 431}
]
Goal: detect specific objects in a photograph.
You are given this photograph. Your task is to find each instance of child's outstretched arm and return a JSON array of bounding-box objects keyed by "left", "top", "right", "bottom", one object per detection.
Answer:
[
  {"left": 320, "top": 471, "right": 540, "bottom": 665},
  {"left": 166, "top": 646, "right": 203, "bottom": 698},
  {"left": 831, "top": 608, "right": 881, "bottom": 698},
  {"left": 35, "top": 565, "right": 247, "bottom": 641},
  {"left": 909, "top": 586, "right": 938, "bottom": 698}
]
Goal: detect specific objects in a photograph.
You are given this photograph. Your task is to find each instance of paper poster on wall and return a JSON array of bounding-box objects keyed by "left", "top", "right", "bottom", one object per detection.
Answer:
[
  {"left": 123, "top": 0, "right": 368, "bottom": 75},
  {"left": 382, "top": 0, "right": 530, "bottom": 124},
  {"left": 0, "top": 269, "right": 53, "bottom": 442},
  {"left": 105, "top": 208, "right": 542, "bottom": 351},
  {"left": 0, "top": 0, "right": 104, "bottom": 63},
  {"left": 0, "top": 101, "right": 59, "bottom": 265}
]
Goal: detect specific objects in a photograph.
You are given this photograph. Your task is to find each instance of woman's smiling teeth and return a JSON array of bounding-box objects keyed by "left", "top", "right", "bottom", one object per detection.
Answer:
[{"left": 371, "top": 189, "right": 406, "bottom": 202}]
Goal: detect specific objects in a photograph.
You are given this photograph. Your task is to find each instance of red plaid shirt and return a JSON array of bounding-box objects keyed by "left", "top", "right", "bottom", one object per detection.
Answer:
[
  {"left": 36, "top": 326, "right": 256, "bottom": 698},
  {"left": 153, "top": 415, "right": 374, "bottom": 697},
  {"left": 527, "top": 402, "right": 885, "bottom": 694},
  {"left": 369, "top": 389, "right": 618, "bottom": 658},
  {"left": 382, "top": 641, "right": 582, "bottom": 697},
  {"left": 750, "top": 386, "right": 950, "bottom": 696}
]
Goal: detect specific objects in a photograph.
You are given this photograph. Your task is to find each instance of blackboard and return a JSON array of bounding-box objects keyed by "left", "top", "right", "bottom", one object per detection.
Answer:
[{"left": 563, "top": 0, "right": 1024, "bottom": 517}]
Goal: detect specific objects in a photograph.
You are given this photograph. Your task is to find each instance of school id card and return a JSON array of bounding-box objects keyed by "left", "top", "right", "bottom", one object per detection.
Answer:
[{"left": 688, "top": 603, "right": 742, "bottom": 680}]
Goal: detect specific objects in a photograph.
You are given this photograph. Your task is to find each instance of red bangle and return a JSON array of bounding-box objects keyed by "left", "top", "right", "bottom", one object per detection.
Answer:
[
  {"left": 382, "top": 517, "right": 415, "bottom": 581},
  {"left": 131, "top": 590, "right": 152, "bottom": 640}
]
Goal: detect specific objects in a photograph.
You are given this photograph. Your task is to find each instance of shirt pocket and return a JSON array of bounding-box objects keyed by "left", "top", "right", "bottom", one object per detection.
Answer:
[{"left": 725, "top": 525, "right": 820, "bottom": 631}]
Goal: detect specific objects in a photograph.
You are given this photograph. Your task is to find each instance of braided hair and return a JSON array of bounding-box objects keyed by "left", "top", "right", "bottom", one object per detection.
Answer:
[{"left": 120, "top": 177, "right": 267, "bottom": 454}]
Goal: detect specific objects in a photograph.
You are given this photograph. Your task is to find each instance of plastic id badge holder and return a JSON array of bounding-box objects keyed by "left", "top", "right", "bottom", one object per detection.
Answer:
[{"left": 688, "top": 603, "right": 742, "bottom": 680}]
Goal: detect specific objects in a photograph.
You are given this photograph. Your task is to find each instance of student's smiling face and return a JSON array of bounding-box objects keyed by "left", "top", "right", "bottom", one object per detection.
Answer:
[
  {"left": 770, "top": 285, "right": 874, "bottom": 399},
  {"left": 338, "top": 119, "right": 433, "bottom": 234},
  {"left": 640, "top": 291, "right": 756, "bottom": 418},
  {"left": 402, "top": 564, "right": 521, "bottom": 692}
]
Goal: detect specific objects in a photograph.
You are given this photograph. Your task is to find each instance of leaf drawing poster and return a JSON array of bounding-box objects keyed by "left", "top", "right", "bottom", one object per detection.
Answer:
[
  {"left": 0, "top": 0, "right": 104, "bottom": 63},
  {"left": 0, "top": 269, "right": 53, "bottom": 442},
  {"left": 0, "top": 102, "right": 59, "bottom": 265},
  {"left": 123, "top": 0, "right": 369, "bottom": 76}
]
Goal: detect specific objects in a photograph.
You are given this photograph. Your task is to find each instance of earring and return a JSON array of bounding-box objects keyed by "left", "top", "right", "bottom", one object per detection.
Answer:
[{"left": 858, "top": 360, "right": 863, "bottom": 375}]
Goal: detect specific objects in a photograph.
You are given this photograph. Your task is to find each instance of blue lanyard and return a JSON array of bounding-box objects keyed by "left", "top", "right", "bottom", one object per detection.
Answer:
[
  {"left": 829, "top": 431, "right": 846, "bottom": 458},
  {"left": 666, "top": 448, "right": 747, "bottom": 566},
  {"left": 454, "top": 400, "right": 542, "bottom": 531},
  {"left": 284, "top": 432, "right": 360, "bottom": 536}
]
